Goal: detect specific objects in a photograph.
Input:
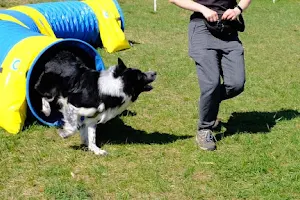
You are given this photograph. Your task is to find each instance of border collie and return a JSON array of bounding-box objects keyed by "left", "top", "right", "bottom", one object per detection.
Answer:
[{"left": 34, "top": 51, "right": 156, "bottom": 155}]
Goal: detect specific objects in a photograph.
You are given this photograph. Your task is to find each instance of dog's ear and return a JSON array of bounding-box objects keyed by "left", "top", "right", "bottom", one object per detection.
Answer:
[
  {"left": 118, "top": 57, "right": 126, "bottom": 67},
  {"left": 114, "top": 58, "right": 127, "bottom": 77}
]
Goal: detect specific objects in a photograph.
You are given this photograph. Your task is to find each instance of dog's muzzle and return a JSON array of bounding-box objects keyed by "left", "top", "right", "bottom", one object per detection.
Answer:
[{"left": 144, "top": 71, "right": 157, "bottom": 91}]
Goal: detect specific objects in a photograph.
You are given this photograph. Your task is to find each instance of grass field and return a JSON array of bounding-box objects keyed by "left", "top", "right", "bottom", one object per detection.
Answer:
[{"left": 1, "top": 0, "right": 300, "bottom": 199}]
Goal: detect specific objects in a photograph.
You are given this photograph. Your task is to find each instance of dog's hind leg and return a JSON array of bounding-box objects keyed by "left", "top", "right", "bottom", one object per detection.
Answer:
[
  {"left": 59, "top": 122, "right": 78, "bottom": 139},
  {"left": 86, "top": 125, "right": 108, "bottom": 156}
]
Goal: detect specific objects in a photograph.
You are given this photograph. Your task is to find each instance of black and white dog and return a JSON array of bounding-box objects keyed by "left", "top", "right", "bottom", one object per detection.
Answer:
[{"left": 34, "top": 50, "right": 156, "bottom": 155}]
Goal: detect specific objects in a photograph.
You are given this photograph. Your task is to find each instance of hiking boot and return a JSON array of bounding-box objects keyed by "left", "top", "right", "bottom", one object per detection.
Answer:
[{"left": 196, "top": 129, "right": 216, "bottom": 151}]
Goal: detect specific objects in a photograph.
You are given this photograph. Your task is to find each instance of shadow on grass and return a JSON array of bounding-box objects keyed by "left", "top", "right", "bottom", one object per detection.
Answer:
[
  {"left": 95, "top": 117, "right": 192, "bottom": 146},
  {"left": 23, "top": 110, "right": 47, "bottom": 130},
  {"left": 71, "top": 116, "right": 191, "bottom": 150},
  {"left": 128, "top": 40, "right": 141, "bottom": 47},
  {"left": 216, "top": 109, "right": 300, "bottom": 141},
  {"left": 69, "top": 110, "right": 192, "bottom": 149},
  {"left": 25, "top": 107, "right": 190, "bottom": 148}
]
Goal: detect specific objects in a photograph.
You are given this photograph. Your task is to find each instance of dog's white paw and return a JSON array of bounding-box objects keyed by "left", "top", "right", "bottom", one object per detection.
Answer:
[
  {"left": 42, "top": 108, "right": 51, "bottom": 117},
  {"left": 58, "top": 129, "right": 73, "bottom": 139},
  {"left": 42, "top": 98, "right": 51, "bottom": 116},
  {"left": 95, "top": 149, "right": 108, "bottom": 156},
  {"left": 89, "top": 146, "right": 108, "bottom": 156}
]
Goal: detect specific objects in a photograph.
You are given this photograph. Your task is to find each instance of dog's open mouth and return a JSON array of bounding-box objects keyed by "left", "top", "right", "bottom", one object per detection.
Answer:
[
  {"left": 144, "top": 71, "right": 157, "bottom": 91},
  {"left": 144, "top": 84, "right": 153, "bottom": 91}
]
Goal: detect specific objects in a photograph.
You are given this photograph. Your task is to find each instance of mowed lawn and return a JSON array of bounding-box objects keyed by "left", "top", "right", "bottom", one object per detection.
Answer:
[{"left": 1, "top": 0, "right": 300, "bottom": 199}]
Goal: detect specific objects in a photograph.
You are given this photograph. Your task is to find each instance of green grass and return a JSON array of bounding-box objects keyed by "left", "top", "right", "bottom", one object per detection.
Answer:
[{"left": 1, "top": 0, "right": 300, "bottom": 199}]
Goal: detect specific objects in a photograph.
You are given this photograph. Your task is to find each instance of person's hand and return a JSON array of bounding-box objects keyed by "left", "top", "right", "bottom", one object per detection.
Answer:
[
  {"left": 201, "top": 7, "right": 218, "bottom": 22},
  {"left": 221, "top": 8, "right": 241, "bottom": 20}
]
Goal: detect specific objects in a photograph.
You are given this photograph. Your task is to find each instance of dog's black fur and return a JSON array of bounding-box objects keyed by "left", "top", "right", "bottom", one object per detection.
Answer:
[{"left": 34, "top": 50, "right": 156, "bottom": 155}]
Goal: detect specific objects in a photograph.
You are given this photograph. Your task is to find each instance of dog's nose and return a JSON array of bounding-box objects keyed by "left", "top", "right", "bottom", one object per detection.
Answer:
[
  {"left": 146, "top": 71, "right": 157, "bottom": 80},
  {"left": 151, "top": 71, "right": 157, "bottom": 77}
]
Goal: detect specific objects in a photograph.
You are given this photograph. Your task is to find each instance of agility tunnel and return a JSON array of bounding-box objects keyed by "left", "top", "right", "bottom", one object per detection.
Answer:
[
  {"left": 0, "top": 20, "right": 106, "bottom": 134},
  {"left": 0, "top": 0, "right": 130, "bottom": 53}
]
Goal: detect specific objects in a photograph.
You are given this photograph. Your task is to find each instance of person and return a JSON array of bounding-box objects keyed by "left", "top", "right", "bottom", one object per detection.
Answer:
[{"left": 169, "top": 0, "right": 252, "bottom": 151}]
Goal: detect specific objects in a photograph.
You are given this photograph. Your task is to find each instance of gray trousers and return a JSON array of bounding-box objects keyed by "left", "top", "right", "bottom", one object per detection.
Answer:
[{"left": 188, "top": 18, "right": 245, "bottom": 130}]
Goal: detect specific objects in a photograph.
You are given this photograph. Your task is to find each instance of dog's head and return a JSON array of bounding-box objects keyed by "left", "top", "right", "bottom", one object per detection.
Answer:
[{"left": 113, "top": 58, "right": 157, "bottom": 102}]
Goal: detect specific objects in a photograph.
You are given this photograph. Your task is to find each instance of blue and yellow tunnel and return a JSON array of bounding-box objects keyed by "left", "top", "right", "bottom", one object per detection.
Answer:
[
  {"left": 0, "top": 0, "right": 131, "bottom": 134},
  {"left": 0, "top": 20, "right": 105, "bottom": 134},
  {"left": 0, "top": 0, "right": 130, "bottom": 53}
]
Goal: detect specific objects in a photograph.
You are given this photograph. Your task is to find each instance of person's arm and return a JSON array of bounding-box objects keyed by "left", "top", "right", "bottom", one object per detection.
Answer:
[
  {"left": 222, "top": 0, "right": 252, "bottom": 20},
  {"left": 168, "top": 0, "right": 219, "bottom": 22}
]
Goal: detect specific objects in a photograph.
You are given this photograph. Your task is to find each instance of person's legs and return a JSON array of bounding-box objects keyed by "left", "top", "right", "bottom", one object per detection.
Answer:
[
  {"left": 189, "top": 19, "right": 223, "bottom": 150},
  {"left": 188, "top": 18, "right": 222, "bottom": 131},
  {"left": 220, "top": 37, "right": 245, "bottom": 101},
  {"left": 194, "top": 51, "right": 221, "bottom": 130}
]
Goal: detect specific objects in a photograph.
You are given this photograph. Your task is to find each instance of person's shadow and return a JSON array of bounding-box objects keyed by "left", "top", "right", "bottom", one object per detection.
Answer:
[{"left": 216, "top": 109, "right": 300, "bottom": 141}]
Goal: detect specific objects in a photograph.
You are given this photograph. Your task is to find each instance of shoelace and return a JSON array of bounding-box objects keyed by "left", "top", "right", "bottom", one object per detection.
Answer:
[{"left": 202, "top": 130, "right": 216, "bottom": 142}]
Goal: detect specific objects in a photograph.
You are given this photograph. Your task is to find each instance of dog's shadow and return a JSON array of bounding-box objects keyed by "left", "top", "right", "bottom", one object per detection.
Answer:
[
  {"left": 95, "top": 117, "right": 191, "bottom": 146},
  {"left": 216, "top": 109, "right": 300, "bottom": 141},
  {"left": 71, "top": 110, "right": 191, "bottom": 150}
]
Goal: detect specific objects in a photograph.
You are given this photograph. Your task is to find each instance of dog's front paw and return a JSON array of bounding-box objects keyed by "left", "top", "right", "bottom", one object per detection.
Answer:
[
  {"left": 95, "top": 149, "right": 108, "bottom": 156},
  {"left": 42, "top": 98, "right": 51, "bottom": 116},
  {"left": 58, "top": 129, "right": 73, "bottom": 139},
  {"left": 89, "top": 146, "right": 108, "bottom": 156},
  {"left": 42, "top": 108, "right": 51, "bottom": 117}
]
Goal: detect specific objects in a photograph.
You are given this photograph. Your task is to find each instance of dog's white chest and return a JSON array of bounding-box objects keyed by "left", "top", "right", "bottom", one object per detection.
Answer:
[{"left": 98, "top": 98, "right": 132, "bottom": 123}]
